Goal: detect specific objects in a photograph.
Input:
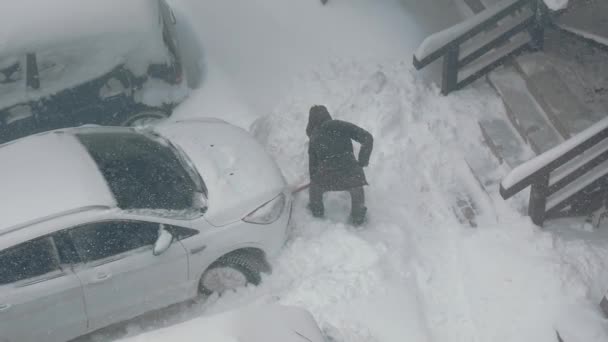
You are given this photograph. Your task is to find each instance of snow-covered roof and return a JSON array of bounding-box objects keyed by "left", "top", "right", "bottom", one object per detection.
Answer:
[
  {"left": 0, "top": 132, "right": 116, "bottom": 235},
  {"left": 0, "top": 0, "right": 162, "bottom": 54},
  {"left": 0, "top": 0, "right": 172, "bottom": 111}
]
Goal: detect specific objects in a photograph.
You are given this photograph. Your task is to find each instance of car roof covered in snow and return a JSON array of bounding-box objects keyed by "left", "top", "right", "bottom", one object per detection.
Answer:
[
  {"left": 0, "top": 132, "right": 116, "bottom": 236},
  {"left": 0, "top": 0, "right": 162, "bottom": 54}
]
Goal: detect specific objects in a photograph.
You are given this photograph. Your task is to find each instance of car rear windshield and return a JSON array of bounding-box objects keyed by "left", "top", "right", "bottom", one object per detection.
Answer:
[{"left": 77, "top": 131, "right": 198, "bottom": 210}]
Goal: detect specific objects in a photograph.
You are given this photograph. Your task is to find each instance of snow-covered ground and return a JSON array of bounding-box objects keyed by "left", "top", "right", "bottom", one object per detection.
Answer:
[{"left": 81, "top": 0, "right": 608, "bottom": 341}]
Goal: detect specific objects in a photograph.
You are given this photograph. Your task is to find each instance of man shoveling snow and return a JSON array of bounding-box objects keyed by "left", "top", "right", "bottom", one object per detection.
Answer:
[{"left": 305, "top": 105, "right": 374, "bottom": 226}]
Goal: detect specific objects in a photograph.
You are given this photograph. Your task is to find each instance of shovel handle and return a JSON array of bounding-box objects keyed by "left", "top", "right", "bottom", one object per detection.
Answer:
[{"left": 291, "top": 183, "right": 310, "bottom": 194}]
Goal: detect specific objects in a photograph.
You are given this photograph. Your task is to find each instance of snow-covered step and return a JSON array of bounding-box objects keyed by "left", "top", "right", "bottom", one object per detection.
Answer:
[
  {"left": 458, "top": 31, "right": 531, "bottom": 82},
  {"left": 479, "top": 117, "right": 533, "bottom": 168},
  {"left": 459, "top": 6, "right": 534, "bottom": 65},
  {"left": 488, "top": 66, "right": 563, "bottom": 154},
  {"left": 519, "top": 65, "right": 596, "bottom": 137}
]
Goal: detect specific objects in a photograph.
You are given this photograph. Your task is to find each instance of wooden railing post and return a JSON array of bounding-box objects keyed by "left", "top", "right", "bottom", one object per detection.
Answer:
[
  {"left": 530, "top": 0, "right": 548, "bottom": 51},
  {"left": 529, "top": 174, "right": 550, "bottom": 225},
  {"left": 441, "top": 45, "right": 459, "bottom": 95}
]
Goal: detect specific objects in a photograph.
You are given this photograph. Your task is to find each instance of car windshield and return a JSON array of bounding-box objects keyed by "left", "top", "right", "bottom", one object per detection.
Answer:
[{"left": 77, "top": 131, "right": 203, "bottom": 211}]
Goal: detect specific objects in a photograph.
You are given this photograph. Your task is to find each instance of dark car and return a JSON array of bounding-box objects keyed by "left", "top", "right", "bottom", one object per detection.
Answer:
[{"left": 0, "top": 0, "right": 186, "bottom": 144}]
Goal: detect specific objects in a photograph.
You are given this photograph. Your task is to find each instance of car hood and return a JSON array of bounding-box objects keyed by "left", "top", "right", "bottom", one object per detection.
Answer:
[{"left": 156, "top": 118, "right": 287, "bottom": 226}]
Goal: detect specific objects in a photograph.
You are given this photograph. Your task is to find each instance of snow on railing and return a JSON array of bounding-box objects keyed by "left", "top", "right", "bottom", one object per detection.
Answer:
[
  {"left": 501, "top": 116, "right": 608, "bottom": 192},
  {"left": 543, "top": 0, "right": 568, "bottom": 11},
  {"left": 500, "top": 116, "right": 608, "bottom": 225},
  {"left": 414, "top": 0, "right": 523, "bottom": 62},
  {"left": 412, "top": 0, "right": 541, "bottom": 95}
]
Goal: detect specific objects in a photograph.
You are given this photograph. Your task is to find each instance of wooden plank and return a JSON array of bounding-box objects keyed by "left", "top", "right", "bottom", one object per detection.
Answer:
[
  {"left": 488, "top": 66, "right": 563, "bottom": 154},
  {"left": 464, "top": 0, "right": 486, "bottom": 14},
  {"left": 459, "top": 7, "right": 533, "bottom": 65},
  {"left": 525, "top": 66, "right": 595, "bottom": 137},
  {"left": 458, "top": 31, "right": 530, "bottom": 80},
  {"left": 479, "top": 118, "right": 532, "bottom": 168}
]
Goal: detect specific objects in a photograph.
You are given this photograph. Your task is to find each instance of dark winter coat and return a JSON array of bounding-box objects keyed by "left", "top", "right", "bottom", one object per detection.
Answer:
[{"left": 307, "top": 108, "right": 373, "bottom": 191}]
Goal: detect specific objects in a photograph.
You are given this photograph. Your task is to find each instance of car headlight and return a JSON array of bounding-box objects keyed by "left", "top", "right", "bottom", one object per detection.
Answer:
[{"left": 243, "top": 193, "right": 287, "bottom": 224}]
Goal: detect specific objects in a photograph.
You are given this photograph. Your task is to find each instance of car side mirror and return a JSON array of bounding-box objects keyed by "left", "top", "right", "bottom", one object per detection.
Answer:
[
  {"left": 192, "top": 191, "right": 208, "bottom": 214},
  {"left": 153, "top": 225, "right": 174, "bottom": 256}
]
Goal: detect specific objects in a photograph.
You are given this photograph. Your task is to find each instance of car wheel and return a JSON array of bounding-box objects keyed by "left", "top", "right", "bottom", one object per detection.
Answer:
[
  {"left": 122, "top": 110, "right": 169, "bottom": 127},
  {"left": 199, "top": 252, "right": 265, "bottom": 296}
]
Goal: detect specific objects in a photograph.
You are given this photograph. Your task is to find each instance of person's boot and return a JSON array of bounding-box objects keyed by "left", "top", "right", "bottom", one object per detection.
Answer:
[{"left": 350, "top": 207, "right": 367, "bottom": 226}]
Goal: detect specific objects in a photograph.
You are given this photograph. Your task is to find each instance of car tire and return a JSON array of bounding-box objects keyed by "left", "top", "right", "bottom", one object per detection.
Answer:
[
  {"left": 199, "top": 252, "right": 267, "bottom": 296},
  {"left": 122, "top": 110, "right": 169, "bottom": 127}
]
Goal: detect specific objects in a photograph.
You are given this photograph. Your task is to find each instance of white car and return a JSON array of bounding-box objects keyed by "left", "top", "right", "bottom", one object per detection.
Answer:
[
  {"left": 118, "top": 303, "right": 326, "bottom": 342},
  {"left": 0, "top": 118, "right": 292, "bottom": 342}
]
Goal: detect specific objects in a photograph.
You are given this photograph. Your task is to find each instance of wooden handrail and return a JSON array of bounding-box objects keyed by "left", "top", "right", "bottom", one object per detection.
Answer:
[
  {"left": 500, "top": 116, "right": 608, "bottom": 225},
  {"left": 413, "top": 0, "right": 533, "bottom": 69},
  {"left": 412, "top": 0, "right": 544, "bottom": 95},
  {"left": 501, "top": 117, "right": 608, "bottom": 199}
]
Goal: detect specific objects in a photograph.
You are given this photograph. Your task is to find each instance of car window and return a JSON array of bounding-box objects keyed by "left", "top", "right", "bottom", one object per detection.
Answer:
[
  {"left": 53, "top": 231, "right": 82, "bottom": 265},
  {"left": 70, "top": 221, "right": 160, "bottom": 263},
  {"left": 0, "top": 238, "right": 60, "bottom": 286},
  {"left": 77, "top": 132, "right": 199, "bottom": 210}
]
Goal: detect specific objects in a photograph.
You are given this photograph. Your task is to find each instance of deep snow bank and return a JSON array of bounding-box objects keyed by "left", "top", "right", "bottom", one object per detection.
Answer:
[{"left": 168, "top": 0, "right": 462, "bottom": 116}]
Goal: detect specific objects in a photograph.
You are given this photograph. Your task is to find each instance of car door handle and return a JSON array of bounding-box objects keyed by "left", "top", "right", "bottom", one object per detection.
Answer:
[
  {"left": 190, "top": 245, "right": 207, "bottom": 255},
  {"left": 93, "top": 272, "right": 111, "bottom": 283},
  {"left": 0, "top": 304, "right": 11, "bottom": 312}
]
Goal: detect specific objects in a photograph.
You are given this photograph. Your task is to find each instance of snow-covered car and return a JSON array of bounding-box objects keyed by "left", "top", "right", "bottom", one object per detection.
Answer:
[
  {"left": 0, "top": 118, "right": 292, "bottom": 342},
  {"left": 0, "top": 0, "right": 186, "bottom": 145},
  {"left": 118, "top": 303, "right": 326, "bottom": 342}
]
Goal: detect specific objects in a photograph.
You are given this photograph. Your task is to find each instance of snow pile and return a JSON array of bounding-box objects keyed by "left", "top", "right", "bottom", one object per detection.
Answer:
[
  {"left": 113, "top": 59, "right": 608, "bottom": 342},
  {"left": 118, "top": 304, "right": 324, "bottom": 342},
  {"left": 0, "top": 0, "right": 174, "bottom": 109},
  {"left": 85, "top": 0, "right": 608, "bottom": 341},
  {"left": 167, "top": 0, "right": 460, "bottom": 116},
  {"left": 544, "top": 0, "right": 569, "bottom": 11},
  {"left": 247, "top": 60, "right": 608, "bottom": 342},
  {"left": 0, "top": 0, "right": 161, "bottom": 53}
]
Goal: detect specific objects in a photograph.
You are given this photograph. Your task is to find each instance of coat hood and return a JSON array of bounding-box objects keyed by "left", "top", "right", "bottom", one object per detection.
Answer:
[{"left": 306, "top": 105, "right": 332, "bottom": 137}]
